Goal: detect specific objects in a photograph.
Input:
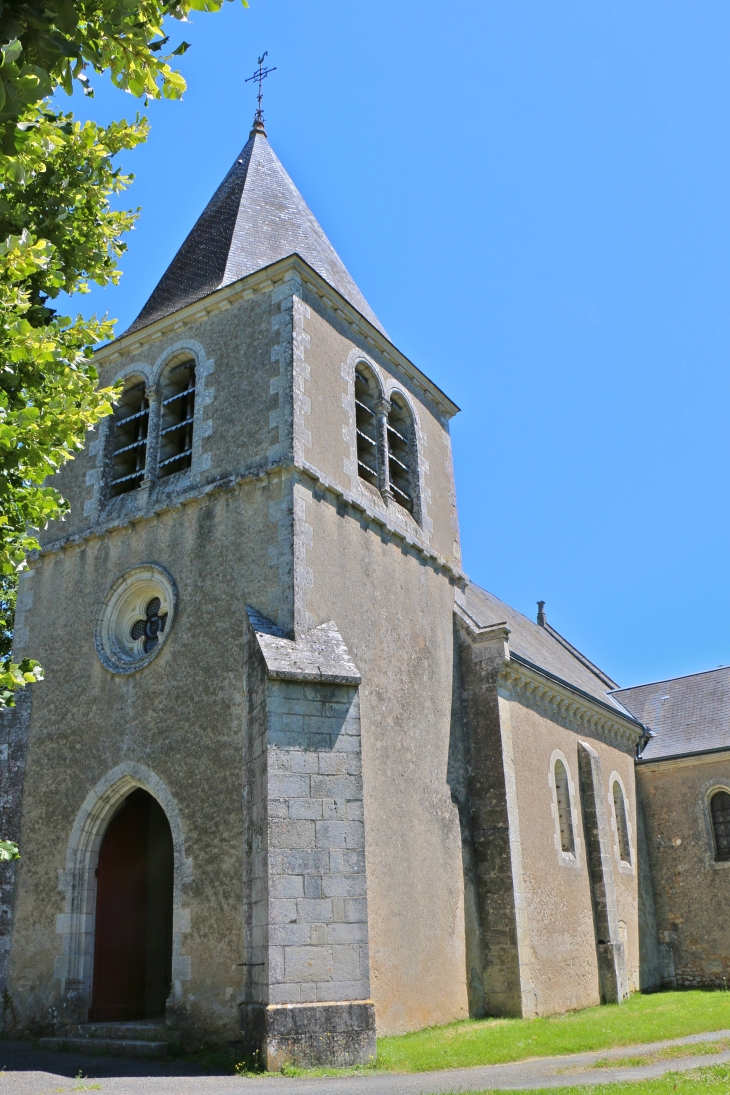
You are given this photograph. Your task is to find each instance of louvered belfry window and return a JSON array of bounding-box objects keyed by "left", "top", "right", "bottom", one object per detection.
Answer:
[
  {"left": 613, "top": 781, "right": 632, "bottom": 864},
  {"left": 554, "top": 759, "right": 576, "bottom": 855},
  {"left": 354, "top": 367, "right": 379, "bottom": 488},
  {"left": 387, "top": 394, "right": 413, "bottom": 513},
  {"left": 159, "top": 359, "right": 196, "bottom": 477},
  {"left": 711, "top": 790, "right": 730, "bottom": 861},
  {"left": 110, "top": 382, "right": 149, "bottom": 496}
]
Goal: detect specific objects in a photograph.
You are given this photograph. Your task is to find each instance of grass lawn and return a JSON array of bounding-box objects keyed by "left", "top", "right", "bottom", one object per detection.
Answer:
[
  {"left": 472, "top": 1063, "right": 730, "bottom": 1094},
  {"left": 375, "top": 990, "right": 730, "bottom": 1073}
]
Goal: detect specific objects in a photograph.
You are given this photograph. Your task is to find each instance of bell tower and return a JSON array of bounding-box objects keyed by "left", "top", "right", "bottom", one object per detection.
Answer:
[{"left": 2, "top": 113, "right": 469, "bottom": 1065}]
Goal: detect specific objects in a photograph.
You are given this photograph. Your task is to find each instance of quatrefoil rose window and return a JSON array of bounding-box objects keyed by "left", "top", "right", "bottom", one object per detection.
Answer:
[
  {"left": 130, "top": 597, "right": 168, "bottom": 655},
  {"left": 96, "top": 566, "right": 176, "bottom": 673}
]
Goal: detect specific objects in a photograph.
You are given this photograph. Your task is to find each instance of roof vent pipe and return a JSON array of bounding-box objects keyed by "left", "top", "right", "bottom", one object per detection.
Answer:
[{"left": 537, "top": 601, "right": 546, "bottom": 627}]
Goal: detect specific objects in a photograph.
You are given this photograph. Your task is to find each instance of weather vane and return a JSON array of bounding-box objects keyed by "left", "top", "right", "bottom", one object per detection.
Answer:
[{"left": 246, "top": 52, "right": 277, "bottom": 127}]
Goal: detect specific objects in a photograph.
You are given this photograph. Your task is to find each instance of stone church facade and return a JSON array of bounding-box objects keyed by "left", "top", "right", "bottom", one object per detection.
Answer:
[{"left": 0, "top": 115, "right": 727, "bottom": 1068}]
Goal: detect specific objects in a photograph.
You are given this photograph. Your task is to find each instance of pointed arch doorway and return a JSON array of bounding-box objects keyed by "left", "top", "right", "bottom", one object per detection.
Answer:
[{"left": 90, "top": 789, "right": 174, "bottom": 1022}]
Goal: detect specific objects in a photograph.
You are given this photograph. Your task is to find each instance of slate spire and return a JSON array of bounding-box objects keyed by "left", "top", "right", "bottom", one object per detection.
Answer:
[{"left": 126, "top": 118, "right": 384, "bottom": 336}]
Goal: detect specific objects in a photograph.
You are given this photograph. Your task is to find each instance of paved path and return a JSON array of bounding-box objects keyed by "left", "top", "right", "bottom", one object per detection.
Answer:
[{"left": 1, "top": 1029, "right": 729, "bottom": 1094}]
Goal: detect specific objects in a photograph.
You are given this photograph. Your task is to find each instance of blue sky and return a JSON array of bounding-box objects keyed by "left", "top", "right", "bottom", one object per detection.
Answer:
[{"left": 64, "top": 1, "right": 730, "bottom": 687}]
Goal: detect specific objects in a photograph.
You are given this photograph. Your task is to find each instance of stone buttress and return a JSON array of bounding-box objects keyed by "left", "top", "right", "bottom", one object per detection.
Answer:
[{"left": 241, "top": 609, "right": 375, "bottom": 1067}]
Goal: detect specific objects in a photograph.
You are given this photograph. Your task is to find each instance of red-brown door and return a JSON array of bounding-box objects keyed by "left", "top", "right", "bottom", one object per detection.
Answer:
[{"left": 90, "top": 789, "right": 173, "bottom": 1022}]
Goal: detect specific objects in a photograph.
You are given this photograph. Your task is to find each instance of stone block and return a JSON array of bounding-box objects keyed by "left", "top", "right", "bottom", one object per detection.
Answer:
[
  {"left": 315, "top": 820, "right": 365, "bottom": 850},
  {"left": 329, "top": 850, "right": 344, "bottom": 873},
  {"left": 317, "top": 979, "right": 370, "bottom": 1002},
  {"left": 270, "top": 875, "right": 303, "bottom": 899},
  {"left": 300, "top": 715, "right": 342, "bottom": 737},
  {"left": 274, "top": 682, "right": 304, "bottom": 700},
  {"left": 310, "top": 923, "right": 327, "bottom": 945},
  {"left": 332, "top": 898, "right": 345, "bottom": 922},
  {"left": 343, "top": 849, "right": 365, "bottom": 876},
  {"left": 273, "top": 850, "right": 330, "bottom": 875},
  {"left": 269, "top": 773, "right": 310, "bottom": 799},
  {"left": 284, "top": 946, "right": 333, "bottom": 983},
  {"left": 296, "top": 899, "right": 333, "bottom": 923},
  {"left": 326, "top": 922, "right": 369, "bottom": 944},
  {"left": 344, "top": 898, "right": 368, "bottom": 922},
  {"left": 332, "top": 944, "right": 361, "bottom": 981},
  {"left": 270, "top": 899, "right": 298, "bottom": 924},
  {"left": 269, "top": 923, "right": 311, "bottom": 947},
  {"left": 310, "top": 775, "right": 360, "bottom": 800},
  {"left": 303, "top": 875, "right": 322, "bottom": 898},
  {"left": 318, "top": 753, "right": 349, "bottom": 775},
  {"left": 323, "top": 798, "right": 347, "bottom": 821},
  {"left": 358, "top": 945, "right": 370, "bottom": 979},
  {"left": 269, "top": 820, "right": 316, "bottom": 850},
  {"left": 270, "top": 983, "right": 301, "bottom": 1004},
  {"left": 269, "top": 946, "right": 285, "bottom": 984},
  {"left": 289, "top": 799, "right": 323, "bottom": 821},
  {"left": 288, "top": 752, "right": 320, "bottom": 774},
  {"left": 322, "top": 874, "right": 367, "bottom": 898},
  {"left": 332, "top": 734, "right": 361, "bottom": 754}
]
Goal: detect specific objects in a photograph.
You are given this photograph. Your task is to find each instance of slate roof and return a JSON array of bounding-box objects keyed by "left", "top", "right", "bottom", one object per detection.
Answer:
[
  {"left": 613, "top": 667, "right": 730, "bottom": 761},
  {"left": 126, "top": 121, "right": 384, "bottom": 337},
  {"left": 463, "top": 581, "right": 625, "bottom": 711}
]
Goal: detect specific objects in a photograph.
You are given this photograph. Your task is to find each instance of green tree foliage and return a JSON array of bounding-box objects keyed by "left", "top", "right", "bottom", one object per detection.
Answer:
[
  {"left": 0, "top": 0, "right": 245, "bottom": 706},
  {"left": 0, "top": 839, "right": 19, "bottom": 860}
]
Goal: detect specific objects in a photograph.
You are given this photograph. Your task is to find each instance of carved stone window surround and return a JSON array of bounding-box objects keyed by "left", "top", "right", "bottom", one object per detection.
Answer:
[
  {"left": 548, "top": 748, "right": 582, "bottom": 869},
  {"left": 608, "top": 771, "right": 635, "bottom": 875}
]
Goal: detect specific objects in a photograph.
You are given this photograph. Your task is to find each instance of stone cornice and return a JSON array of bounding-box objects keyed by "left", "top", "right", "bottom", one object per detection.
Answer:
[
  {"left": 454, "top": 603, "right": 644, "bottom": 753},
  {"left": 30, "top": 461, "right": 465, "bottom": 587},
  {"left": 297, "top": 462, "right": 464, "bottom": 586},
  {"left": 501, "top": 654, "right": 645, "bottom": 753},
  {"left": 94, "top": 254, "right": 460, "bottom": 421}
]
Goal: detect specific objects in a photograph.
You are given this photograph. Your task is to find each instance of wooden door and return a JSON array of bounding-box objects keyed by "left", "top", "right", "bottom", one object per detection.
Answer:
[{"left": 90, "top": 790, "right": 151, "bottom": 1022}]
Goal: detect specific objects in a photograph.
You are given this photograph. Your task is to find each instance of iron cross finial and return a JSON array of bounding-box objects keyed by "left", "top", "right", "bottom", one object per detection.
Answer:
[{"left": 245, "top": 51, "right": 277, "bottom": 130}]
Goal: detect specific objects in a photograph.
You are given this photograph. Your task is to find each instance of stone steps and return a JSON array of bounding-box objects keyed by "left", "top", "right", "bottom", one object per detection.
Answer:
[{"left": 39, "top": 1021, "right": 179, "bottom": 1060}]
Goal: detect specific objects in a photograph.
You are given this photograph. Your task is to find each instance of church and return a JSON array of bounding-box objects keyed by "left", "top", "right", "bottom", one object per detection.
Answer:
[{"left": 0, "top": 108, "right": 728, "bottom": 1069}]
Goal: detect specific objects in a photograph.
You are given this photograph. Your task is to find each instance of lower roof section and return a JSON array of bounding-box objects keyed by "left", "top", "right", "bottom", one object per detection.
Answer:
[{"left": 613, "top": 665, "right": 730, "bottom": 761}]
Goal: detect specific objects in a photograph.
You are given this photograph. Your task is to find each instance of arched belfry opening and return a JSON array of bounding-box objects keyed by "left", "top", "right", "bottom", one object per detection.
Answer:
[{"left": 90, "top": 789, "right": 174, "bottom": 1022}]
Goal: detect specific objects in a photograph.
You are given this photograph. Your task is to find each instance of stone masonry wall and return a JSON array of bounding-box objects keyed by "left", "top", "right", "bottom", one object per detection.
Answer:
[
  {"left": 241, "top": 613, "right": 270, "bottom": 1013},
  {"left": 637, "top": 754, "right": 730, "bottom": 988},
  {"left": 241, "top": 612, "right": 374, "bottom": 1067},
  {"left": 454, "top": 619, "right": 530, "bottom": 1019},
  {"left": 266, "top": 678, "right": 369, "bottom": 1007},
  {"left": 0, "top": 691, "right": 31, "bottom": 1023}
]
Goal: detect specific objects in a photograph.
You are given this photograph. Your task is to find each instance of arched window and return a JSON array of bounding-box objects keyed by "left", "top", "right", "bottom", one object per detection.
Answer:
[
  {"left": 354, "top": 366, "right": 379, "bottom": 489},
  {"left": 110, "top": 381, "right": 149, "bottom": 496},
  {"left": 554, "top": 759, "right": 575, "bottom": 855},
  {"left": 710, "top": 790, "right": 730, "bottom": 862},
  {"left": 612, "top": 780, "right": 631, "bottom": 864},
  {"left": 159, "top": 358, "right": 195, "bottom": 477},
  {"left": 387, "top": 394, "right": 413, "bottom": 513}
]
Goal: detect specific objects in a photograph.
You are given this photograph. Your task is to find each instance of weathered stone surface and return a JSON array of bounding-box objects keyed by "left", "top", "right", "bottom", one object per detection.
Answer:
[
  {"left": 454, "top": 604, "right": 642, "bottom": 1019},
  {"left": 5, "top": 113, "right": 722, "bottom": 1071},
  {"left": 240, "top": 1000, "right": 376, "bottom": 1070},
  {"left": 0, "top": 690, "right": 31, "bottom": 1017},
  {"left": 636, "top": 754, "right": 730, "bottom": 988},
  {"left": 247, "top": 609, "right": 361, "bottom": 685},
  {"left": 577, "top": 741, "right": 629, "bottom": 1004}
]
